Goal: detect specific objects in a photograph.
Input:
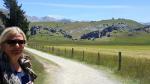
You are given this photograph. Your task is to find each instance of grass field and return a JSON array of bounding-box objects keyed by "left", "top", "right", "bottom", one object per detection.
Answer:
[{"left": 28, "top": 31, "right": 150, "bottom": 46}]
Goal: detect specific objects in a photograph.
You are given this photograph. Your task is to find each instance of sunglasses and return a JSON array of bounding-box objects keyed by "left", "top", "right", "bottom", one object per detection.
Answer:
[{"left": 5, "top": 40, "right": 26, "bottom": 45}]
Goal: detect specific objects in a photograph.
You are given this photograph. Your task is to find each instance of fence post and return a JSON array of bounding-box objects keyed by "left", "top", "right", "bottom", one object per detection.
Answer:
[
  {"left": 42, "top": 46, "right": 44, "bottom": 51},
  {"left": 57, "top": 48, "right": 60, "bottom": 56},
  {"left": 36, "top": 44, "right": 38, "bottom": 49},
  {"left": 64, "top": 48, "right": 66, "bottom": 56},
  {"left": 35, "top": 44, "right": 37, "bottom": 49},
  {"left": 97, "top": 52, "right": 100, "bottom": 65},
  {"left": 52, "top": 46, "right": 54, "bottom": 53},
  {"left": 82, "top": 50, "right": 84, "bottom": 61},
  {"left": 43, "top": 46, "right": 45, "bottom": 51},
  {"left": 45, "top": 46, "right": 47, "bottom": 52},
  {"left": 71, "top": 48, "right": 74, "bottom": 58},
  {"left": 118, "top": 52, "right": 122, "bottom": 71},
  {"left": 49, "top": 46, "right": 50, "bottom": 52},
  {"left": 39, "top": 45, "right": 41, "bottom": 50}
]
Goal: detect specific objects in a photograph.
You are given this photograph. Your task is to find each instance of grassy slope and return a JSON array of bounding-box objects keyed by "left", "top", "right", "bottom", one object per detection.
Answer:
[
  {"left": 29, "top": 19, "right": 144, "bottom": 38},
  {"left": 28, "top": 32, "right": 150, "bottom": 45},
  {"left": 30, "top": 19, "right": 143, "bottom": 30}
]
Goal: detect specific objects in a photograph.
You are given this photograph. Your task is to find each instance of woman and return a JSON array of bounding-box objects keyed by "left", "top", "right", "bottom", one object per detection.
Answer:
[{"left": 0, "top": 26, "right": 37, "bottom": 84}]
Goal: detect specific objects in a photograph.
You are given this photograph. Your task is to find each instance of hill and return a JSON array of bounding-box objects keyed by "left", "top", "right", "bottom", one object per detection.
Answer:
[{"left": 30, "top": 18, "right": 144, "bottom": 39}]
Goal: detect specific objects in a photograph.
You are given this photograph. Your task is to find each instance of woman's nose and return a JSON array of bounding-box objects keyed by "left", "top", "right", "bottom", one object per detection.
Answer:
[{"left": 15, "top": 43, "right": 20, "bottom": 47}]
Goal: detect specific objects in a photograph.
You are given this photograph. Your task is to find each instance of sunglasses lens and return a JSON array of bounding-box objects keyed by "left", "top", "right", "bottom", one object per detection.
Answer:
[
  {"left": 18, "top": 40, "right": 26, "bottom": 44},
  {"left": 6, "top": 40, "right": 25, "bottom": 45}
]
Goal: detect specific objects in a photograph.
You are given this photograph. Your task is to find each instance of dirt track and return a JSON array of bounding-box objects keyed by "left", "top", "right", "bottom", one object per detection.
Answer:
[{"left": 25, "top": 47, "right": 120, "bottom": 84}]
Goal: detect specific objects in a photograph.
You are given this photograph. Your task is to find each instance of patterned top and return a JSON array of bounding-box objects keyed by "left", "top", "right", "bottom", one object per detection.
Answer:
[
  {"left": 0, "top": 51, "right": 37, "bottom": 84},
  {"left": 14, "top": 71, "right": 32, "bottom": 84}
]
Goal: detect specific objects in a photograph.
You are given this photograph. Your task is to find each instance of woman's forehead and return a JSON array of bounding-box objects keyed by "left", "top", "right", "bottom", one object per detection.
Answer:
[{"left": 7, "top": 33, "right": 24, "bottom": 40}]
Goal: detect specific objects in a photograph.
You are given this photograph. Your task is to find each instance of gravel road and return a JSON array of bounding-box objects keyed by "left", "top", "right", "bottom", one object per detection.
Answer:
[{"left": 25, "top": 47, "right": 120, "bottom": 84}]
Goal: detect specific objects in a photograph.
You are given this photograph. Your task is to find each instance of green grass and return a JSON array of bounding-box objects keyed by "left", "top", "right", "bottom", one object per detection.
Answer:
[
  {"left": 29, "top": 22, "right": 64, "bottom": 28},
  {"left": 28, "top": 31, "right": 150, "bottom": 46}
]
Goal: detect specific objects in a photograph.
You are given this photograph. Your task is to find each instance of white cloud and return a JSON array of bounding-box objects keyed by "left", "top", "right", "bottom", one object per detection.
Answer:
[
  {"left": 48, "top": 15, "right": 65, "bottom": 19},
  {"left": 23, "top": 2, "right": 132, "bottom": 9}
]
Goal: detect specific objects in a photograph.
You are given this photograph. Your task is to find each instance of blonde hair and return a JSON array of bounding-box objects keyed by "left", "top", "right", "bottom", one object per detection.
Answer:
[{"left": 0, "top": 26, "right": 27, "bottom": 45}]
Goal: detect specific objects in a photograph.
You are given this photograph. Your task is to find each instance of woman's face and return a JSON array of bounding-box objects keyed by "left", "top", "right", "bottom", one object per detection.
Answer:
[{"left": 3, "top": 33, "right": 25, "bottom": 59}]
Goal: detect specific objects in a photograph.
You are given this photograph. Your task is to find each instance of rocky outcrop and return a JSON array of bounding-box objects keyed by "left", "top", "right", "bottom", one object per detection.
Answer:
[
  {"left": 30, "top": 25, "right": 72, "bottom": 39},
  {"left": 134, "top": 25, "right": 150, "bottom": 33},
  {"left": 80, "top": 24, "right": 129, "bottom": 39}
]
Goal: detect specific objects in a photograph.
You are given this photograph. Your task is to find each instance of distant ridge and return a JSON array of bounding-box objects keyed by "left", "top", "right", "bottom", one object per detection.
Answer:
[
  {"left": 142, "top": 22, "right": 150, "bottom": 25},
  {"left": 27, "top": 16, "right": 72, "bottom": 22}
]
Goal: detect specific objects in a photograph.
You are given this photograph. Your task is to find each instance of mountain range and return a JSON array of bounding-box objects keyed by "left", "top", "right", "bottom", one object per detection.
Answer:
[{"left": 26, "top": 16, "right": 72, "bottom": 23}]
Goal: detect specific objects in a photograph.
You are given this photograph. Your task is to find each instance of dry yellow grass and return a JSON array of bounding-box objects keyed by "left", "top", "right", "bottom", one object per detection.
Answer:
[{"left": 47, "top": 45, "right": 150, "bottom": 59}]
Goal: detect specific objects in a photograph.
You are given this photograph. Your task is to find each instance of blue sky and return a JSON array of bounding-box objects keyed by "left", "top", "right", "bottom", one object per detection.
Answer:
[{"left": 0, "top": 0, "right": 150, "bottom": 22}]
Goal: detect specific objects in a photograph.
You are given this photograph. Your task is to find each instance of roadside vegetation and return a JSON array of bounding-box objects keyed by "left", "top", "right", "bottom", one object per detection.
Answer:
[
  {"left": 24, "top": 51, "right": 59, "bottom": 84},
  {"left": 24, "top": 51, "right": 46, "bottom": 84}
]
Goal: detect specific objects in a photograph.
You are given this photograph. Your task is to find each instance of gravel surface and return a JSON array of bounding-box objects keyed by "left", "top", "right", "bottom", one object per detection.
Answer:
[{"left": 25, "top": 47, "right": 120, "bottom": 84}]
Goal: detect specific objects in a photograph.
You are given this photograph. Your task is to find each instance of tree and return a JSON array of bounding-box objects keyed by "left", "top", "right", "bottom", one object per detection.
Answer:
[
  {"left": 0, "top": 11, "right": 6, "bottom": 24},
  {"left": 0, "top": 11, "right": 6, "bottom": 33},
  {"left": 2, "top": 0, "right": 30, "bottom": 35}
]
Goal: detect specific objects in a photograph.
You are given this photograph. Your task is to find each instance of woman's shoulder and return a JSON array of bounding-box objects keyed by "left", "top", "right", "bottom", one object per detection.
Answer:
[
  {"left": 19, "top": 54, "right": 32, "bottom": 68},
  {"left": 19, "top": 54, "right": 37, "bottom": 81}
]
